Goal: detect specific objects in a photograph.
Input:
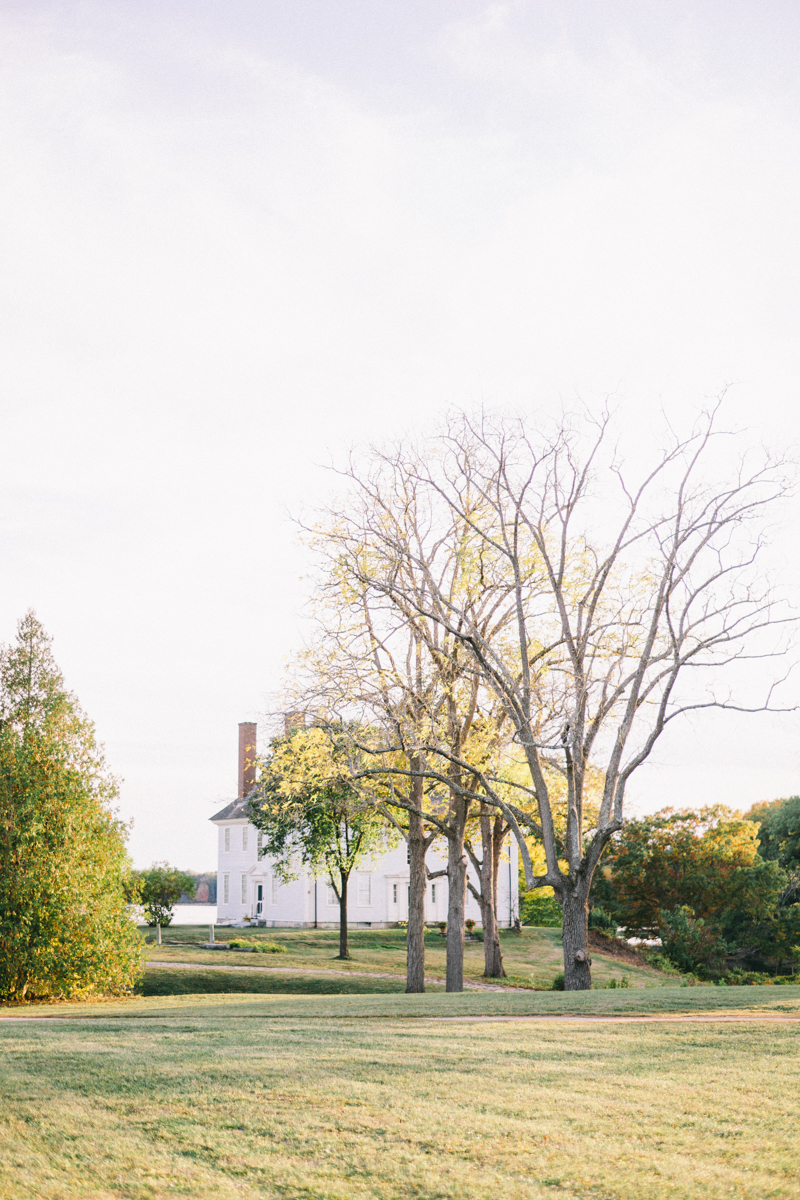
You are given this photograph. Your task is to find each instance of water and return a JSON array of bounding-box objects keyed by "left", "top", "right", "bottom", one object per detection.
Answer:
[
  {"left": 169, "top": 904, "right": 218, "bottom": 925},
  {"left": 133, "top": 904, "right": 218, "bottom": 926}
]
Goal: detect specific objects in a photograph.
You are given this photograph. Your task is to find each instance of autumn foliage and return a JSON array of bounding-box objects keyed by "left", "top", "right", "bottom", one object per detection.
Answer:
[{"left": 0, "top": 612, "right": 144, "bottom": 1001}]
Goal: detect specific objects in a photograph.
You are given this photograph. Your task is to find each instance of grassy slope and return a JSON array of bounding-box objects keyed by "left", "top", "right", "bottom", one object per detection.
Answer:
[
  {"left": 1, "top": 1009, "right": 799, "bottom": 1199},
  {"left": 9, "top": 985, "right": 800, "bottom": 1020},
  {"left": 141, "top": 924, "right": 668, "bottom": 990}
]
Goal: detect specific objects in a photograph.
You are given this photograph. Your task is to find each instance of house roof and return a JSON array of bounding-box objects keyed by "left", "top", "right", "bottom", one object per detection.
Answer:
[{"left": 210, "top": 792, "right": 257, "bottom": 822}]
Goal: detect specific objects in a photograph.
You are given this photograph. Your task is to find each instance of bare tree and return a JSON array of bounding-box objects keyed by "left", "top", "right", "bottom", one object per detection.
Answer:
[
  {"left": 310, "top": 404, "right": 794, "bottom": 989},
  {"left": 295, "top": 476, "right": 519, "bottom": 990}
]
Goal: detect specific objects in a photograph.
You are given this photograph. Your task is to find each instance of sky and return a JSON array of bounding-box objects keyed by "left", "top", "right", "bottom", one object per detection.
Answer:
[{"left": 2, "top": 1, "right": 800, "bottom": 869}]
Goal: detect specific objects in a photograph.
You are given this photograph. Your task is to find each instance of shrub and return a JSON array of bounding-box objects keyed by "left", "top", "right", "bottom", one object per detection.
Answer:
[
  {"left": 588, "top": 905, "right": 616, "bottom": 933},
  {"left": 659, "top": 905, "right": 729, "bottom": 978},
  {"left": 227, "top": 939, "right": 286, "bottom": 954},
  {"left": 551, "top": 972, "right": 565, "bottom": 990}
]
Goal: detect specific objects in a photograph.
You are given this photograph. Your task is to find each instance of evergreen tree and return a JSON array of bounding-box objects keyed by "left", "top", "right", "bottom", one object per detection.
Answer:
[{"left": 0, "top": 611, "right": 144, "bottom": 1001}]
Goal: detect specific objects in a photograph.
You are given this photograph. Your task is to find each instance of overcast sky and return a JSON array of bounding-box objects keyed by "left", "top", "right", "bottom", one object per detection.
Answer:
[{"left": 2, "top": 1, "right": 800, "bottom": 869}]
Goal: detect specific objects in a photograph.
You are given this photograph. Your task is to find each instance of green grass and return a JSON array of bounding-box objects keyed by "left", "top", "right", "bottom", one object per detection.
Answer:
[
  {"left": 1, "top": 999, "right": 799, "bottom": 1198},
  {"left": 143, "top": 924, "right": 667, "bottom": 990},
  {"left": 141, "top": 968, "right": 442, "bottom": 996},
  {"left": 9, "top": 984, "right": 800, "bottom": 1020}
]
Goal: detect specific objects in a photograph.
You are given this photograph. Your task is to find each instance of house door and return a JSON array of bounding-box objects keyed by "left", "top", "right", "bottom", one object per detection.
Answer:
[{"left": 255, "top": 883, "right": 263, "bottom": 917}]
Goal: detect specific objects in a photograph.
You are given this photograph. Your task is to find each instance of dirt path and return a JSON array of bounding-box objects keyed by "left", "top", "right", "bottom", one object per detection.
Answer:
[
  {"left": 3, "top": 1011, "right": 800, "bottom": 1024},
  {"left": 424, "top": 1013, "right": 800, "bottom": 1023},
  {"left": 147, "top": 958, "right": 516, "bottom": 992}
]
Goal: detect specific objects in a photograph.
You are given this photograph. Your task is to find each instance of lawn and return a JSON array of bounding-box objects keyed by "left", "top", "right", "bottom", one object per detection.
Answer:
[
  {"left": 141, "top": 924, "right": 668, "bottom": 990},
  {"left": 1, "top": 997, "right": 799, "bottom": 1199},
  {"left": 141, "top": 967, "right": 445, "bottom": 996}
]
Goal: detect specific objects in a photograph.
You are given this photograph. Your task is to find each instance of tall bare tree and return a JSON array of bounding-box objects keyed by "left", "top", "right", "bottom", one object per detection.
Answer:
[{"left": 294, "top": 473, "right": 519, "bottom": 990}]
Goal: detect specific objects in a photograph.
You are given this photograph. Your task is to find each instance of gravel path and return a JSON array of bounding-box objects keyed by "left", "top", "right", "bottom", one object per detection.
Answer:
[{"left": 147, "top": 958, "right": 516, "bottom": 992}]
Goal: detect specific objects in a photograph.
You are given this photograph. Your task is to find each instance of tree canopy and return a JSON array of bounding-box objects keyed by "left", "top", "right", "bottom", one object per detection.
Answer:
[
  {"left": 134, "top": 863, "right": 196, "bottom": 927},
  {"left": 250, "top": 725, "right": 393, "bottom": 960},
  {"left": 0, "top": 611, "right": 143, "bottom": 1001},
  {"left": 745, "top": 796, "right": 800, "bottom": 873}
]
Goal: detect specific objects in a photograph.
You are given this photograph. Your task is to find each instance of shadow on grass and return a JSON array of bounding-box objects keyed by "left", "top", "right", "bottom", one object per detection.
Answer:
[{"left": 139, "top": 968, "right": 444, "bottom": 997}]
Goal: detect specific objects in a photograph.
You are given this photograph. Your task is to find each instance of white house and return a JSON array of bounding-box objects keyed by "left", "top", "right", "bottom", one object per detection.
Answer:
[{"left": 211, "top": 722, "right": 519, "bottom": 929}]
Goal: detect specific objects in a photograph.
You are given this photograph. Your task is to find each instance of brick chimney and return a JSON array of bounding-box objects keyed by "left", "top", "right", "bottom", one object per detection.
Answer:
[{"left": 238, "top": 722, "right": 257, "bottom": 799}]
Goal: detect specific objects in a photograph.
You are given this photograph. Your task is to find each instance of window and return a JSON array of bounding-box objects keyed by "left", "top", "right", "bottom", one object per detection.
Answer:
[
  {"left": 392, "top": 883, "right": 398, "bottom": 904},
  {"left": 223, "top": 874, "right": 229, "bottom": 904},
  {"left": 271, "top": 874, "right": 279, "bottom": 904},
  {"left": 431, "top": 883, "right": 436, "bottom": 904},
  {"left": 326, "top": 884, "right": 338, "bottom": 906},
  {"left": 257, "top": 831, "right": 263, "bottom": 856},
  {"left": 241, "top": 875, "right": 247, "bottom": 904},
  {"left": 242, "top": 826, "right": 248, "bottom": 852},
  {"left": 224, "top": 828, "right": 230, "bottom": 853},
  {"left": 357, "top": 873, "right": 372, "bottom": 906}
]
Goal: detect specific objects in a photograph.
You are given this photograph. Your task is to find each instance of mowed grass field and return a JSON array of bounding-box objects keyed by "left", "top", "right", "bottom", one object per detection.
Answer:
[
  {"left": 4, "top": 929, "right": 799, "bottom": 1198},
  {"left": 2, "top": 993, "right": 800, "bottom": 1199},
  {"left": 138, "top": 924, "right": 667, "bottom": 992}
]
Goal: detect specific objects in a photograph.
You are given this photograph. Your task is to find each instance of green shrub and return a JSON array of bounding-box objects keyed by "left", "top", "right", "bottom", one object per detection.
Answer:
[
  {"left": 588, "top": 905, "right": 617, "bottom": 933},
  {"left": 641, "top": 950, "right": 682, "bottom": 976},
  {"left": 227, "top": 939, "right": 286, "bottom": 954},
  {"left": 659, "top": 905, "right": 729, "bottom": 978},
  {"left": 724, "top": 969, "right": 771, "bottom": 986},
  {"left": 551, "top": 971, "right": 565, "bottom": 991}
]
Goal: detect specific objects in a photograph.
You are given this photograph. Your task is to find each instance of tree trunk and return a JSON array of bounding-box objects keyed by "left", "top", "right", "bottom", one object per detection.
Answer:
[
  {"left": 445, "top": 798, "right": 469, "bottom": 992},
  {"left": 475, "top": 886, "right": 505, "bottom": 978},
  {"left": 480, "top": 809, "right": 505, "bottom": 978},
  {"left": 336, "top": 871, "right": 351, "bottom": 960},
  {"left": 406, "top": 799, "right": 427, "bottom": 992},
  {"left": 561, "top": 888, "right": 592, "bottom": 990}
]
